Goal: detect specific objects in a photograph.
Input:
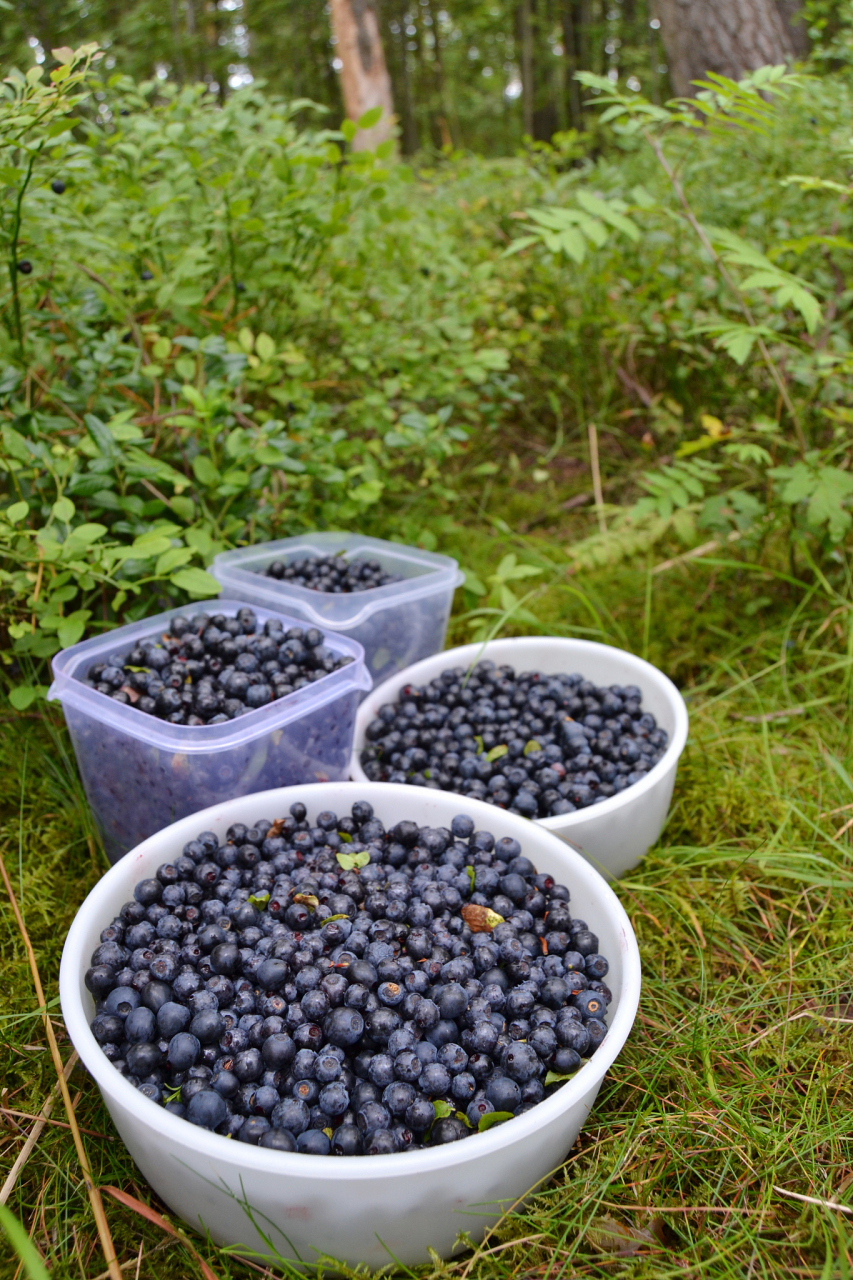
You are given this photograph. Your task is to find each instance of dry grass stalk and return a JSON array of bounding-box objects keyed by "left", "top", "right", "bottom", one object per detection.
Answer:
[{"left": 0, "top": 850, "right": 123, "bottom": 1280}]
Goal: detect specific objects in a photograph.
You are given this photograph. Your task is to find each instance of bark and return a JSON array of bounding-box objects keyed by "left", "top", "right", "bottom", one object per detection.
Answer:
[
  {"left": 560, "top": 1, "right": 582, "bottom": 128},
  {"left": 519, "top": 0, "right": 534, "bottom": 137},
  {"left": 654, "top": 0, "right": 795, "bottom": 99},
  {"left": 396, "top": 1, "right": 418, "bottom": 154},
  {"left": 775, "top": 0, "right": 810, "bottom": 58},
  {"left": 329, "top": 0, "right": 395, "bottom": 150}
]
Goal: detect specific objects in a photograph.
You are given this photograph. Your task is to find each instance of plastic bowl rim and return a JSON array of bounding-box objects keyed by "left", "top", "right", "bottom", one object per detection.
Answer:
[{"left": 60, "top": 781, "right": 641, "bottom": 1183}]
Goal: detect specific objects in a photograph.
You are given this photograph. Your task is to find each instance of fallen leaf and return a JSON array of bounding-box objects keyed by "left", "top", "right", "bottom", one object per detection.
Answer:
[
  {"left": 586, "top": 1214, "right": 658, "bottom": 1256},
  {"left": 461, "top": 904, "right": 505, "bottom": 933}
]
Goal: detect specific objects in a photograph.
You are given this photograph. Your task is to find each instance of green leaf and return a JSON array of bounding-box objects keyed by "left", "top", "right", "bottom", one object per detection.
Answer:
[
  {"left": 255, "top": 332, "right": 276, "bottom": 361},
  {"left": 575, "top": 190, "right": 640, "bottom": 241},
  {"left": 0, "top": 1201, "right": 51, "bottom": 1280},
  {"left": 487, "top": 744, "right": 508, "bottom": 762},
  {"left": 357, "top": 106, "right": 383, "bottom": 130},
  {"left": 130, "top": 532, "right": 173, "bottom": 558},
  {"left": 466, "top": 865, "right": 475, "bottom": 889},
  {"left": 336, "top": 849, "right": 370, "bottom": 871},
  {"left": 85, "top": 413, "right": 117, "bottom": 458},
  {"left": 474, "top": 735, "right": 484, "bottom": 753},
  {"left": 478, "top": 1110, "right": 513, "bottom": 1132},
  {"left": 523, "top": 740, "right": 541, "bottom": 756},
  {"left": 52, "top": 496, "right": 75, "bottom": 523},
  {"left": 155, "top": 546, "right": 194, "bottom": 576},
  {"left": 8, "top": 686, "right": 38, "bottom": 711},
  {"left": 248, "top": 892, "right": 270, "bottom": 908},
  {"left": 171, "top": 567, "right": 221, "bottom": 597},
  {"left": 545, "top": 1070, "right": 578, "bottom": 1086},
  {"left": 338, "top": 830, "right": 353, "bottom": 843},
  {"left": 432, "top": 1099, "right": 453, "bottom": 1119},
  {"left": 57, "top": 611, "right": 90, "bottom": 648},
  {"left": 192, "top": 455, "right": 220, "bottom": 487},
  {"left": 341, "top": 119, "right": 357, "bottom": 142},
  {"left": 4, "top": 501, "right": 29, "bottom": 524}
]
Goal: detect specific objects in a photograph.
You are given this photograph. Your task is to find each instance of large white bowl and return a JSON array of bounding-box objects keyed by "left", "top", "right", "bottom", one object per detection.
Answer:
[
  {"left": 351, "top": 638, "right": 689, "bottom": 879},
  {"left": 60, "top": 783, "right": 641, "bottom": 1272}
]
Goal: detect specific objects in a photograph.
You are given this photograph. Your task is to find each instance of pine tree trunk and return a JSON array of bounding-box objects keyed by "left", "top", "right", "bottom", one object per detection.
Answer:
[
  {"left": 775, "top": 0, "right": 809, "bottom": 58},
  {"left": 329, "top": 0, "right": 395, "bottom": 150},
  {"left": 654, "top": 0, "right": 794, "bottom": 99}
]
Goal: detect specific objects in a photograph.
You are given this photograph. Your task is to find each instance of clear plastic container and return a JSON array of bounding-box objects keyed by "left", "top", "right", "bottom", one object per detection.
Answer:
[
  {"left": 47, "top": 600, "right": 371, "bottom": 864},
  {"left": 211, "top": 533, "right": 464, "bottom": 689}
]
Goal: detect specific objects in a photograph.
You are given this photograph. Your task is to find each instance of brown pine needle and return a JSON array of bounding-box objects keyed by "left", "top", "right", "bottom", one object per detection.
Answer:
[
  {"left": 0, "top": 850, "right": 123, "bottom": 1280},
  {"left": 0, "top": 1050, "right": 78, "bottom": 1204}
]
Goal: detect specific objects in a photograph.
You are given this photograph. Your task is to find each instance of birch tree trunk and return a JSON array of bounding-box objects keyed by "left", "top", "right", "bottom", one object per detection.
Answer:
[
  {"left": 329, "top": 0, "right": 395, "bottom": 151},
  {"left": 655, "top": 0, "right": 795, "bottom": 99}
]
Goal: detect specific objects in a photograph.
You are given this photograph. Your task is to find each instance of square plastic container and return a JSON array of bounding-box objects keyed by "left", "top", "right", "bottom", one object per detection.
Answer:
[
  {"left": 47, "top": 600, "right": 371, "bottom": 864},
  {"left": 211, "top": 533, "right": 464, "bottom": 689}
]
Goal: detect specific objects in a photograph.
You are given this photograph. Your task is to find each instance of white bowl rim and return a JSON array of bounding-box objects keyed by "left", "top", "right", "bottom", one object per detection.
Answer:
[
  {"left": 60, "top": 781, "right": 641, "bottom": 1182},
  {"left": 350, "top": 637, "right": 689, "bottom": 831}
]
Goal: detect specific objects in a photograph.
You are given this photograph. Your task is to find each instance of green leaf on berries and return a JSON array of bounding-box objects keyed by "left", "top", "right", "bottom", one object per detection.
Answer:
[
  {"left": 474, "top": 735, "right": 484, "bottom": 753},
  {"left": 337, "top": 849, "right": 370, "bottom": 871},
  {"left": 247, "top": 892, "right": 270, "bottom": 908},
  {"left": 545, "top": 1071, "right": 577, "bottom": 1086},
  {"left": 432, "top": 1099, "right": 453, "bottom": 1119},
  {"left": 466, "top": 865, "right": 475, "bottom": 889},
  {"left": 320, "top": 913, "right": 349, "bottom": 923},
  {"left": 337, "top": 831, "right": 353, "bottom": 842},
  {"left": 486, "top": 743, "right": 508, "bottom": 762},
  {"left": 478, "top": 1110, "right": 513, "bottom": 1131},
  {"left": 523, "top": 739, "right": 542, "bottom": 756},
  {"left": 455, "top": 1110, "right": 472, "bottom": 1128}
]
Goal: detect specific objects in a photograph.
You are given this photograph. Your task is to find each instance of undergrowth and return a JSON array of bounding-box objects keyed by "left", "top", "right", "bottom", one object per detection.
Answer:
[{"left": 3, "top": 526, "right": 853, "bottom": 1279}]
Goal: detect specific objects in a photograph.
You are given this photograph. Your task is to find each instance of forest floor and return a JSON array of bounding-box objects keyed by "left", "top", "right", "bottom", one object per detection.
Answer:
[{"left": 2, "top": 462, "right": 853, "bottom": 1280}]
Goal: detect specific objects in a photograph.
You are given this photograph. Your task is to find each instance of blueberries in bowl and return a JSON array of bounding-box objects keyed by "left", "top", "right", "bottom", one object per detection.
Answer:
[
  {"left": 81, "top": 608, "right": 353, "bottom": 726},
  {"left": 85, "top": 802, "right": 612, "bottom": 1155},
  {"left": 359, "top": 660, "right": 668, "bottom": 818},
  {"left": 263, "top": 554, "right": 400, "bottom": 594}
]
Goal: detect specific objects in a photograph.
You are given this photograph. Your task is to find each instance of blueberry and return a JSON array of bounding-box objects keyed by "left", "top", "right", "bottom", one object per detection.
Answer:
[
  {"left": 51, "top": 179, "right": 66, "bottom": 193},
  {"left": 296, "top": 1129, "right": 331, "bottom": 1155},
  {"left": 485, "top": 1076, "right": 521, "bottom": 1112},
  {"left": 271, "top": 1097, "right": 309, "bottom": 1134},
  {"left": 124, "top": 1007, "right": 156, "bottom": 1043},
  {"left": 157, "top": 1002, "right": 190, "bottom": 1038},
  {"left": 16, "top": 260, "right": 32, "bottom": 274},
  {"left": 552, "top": 1047, "right": 582, "bottom": 1074},
  {"left": 186, "top": 1090, "right": 227, "bottom": 1129},
  {"left": 167, "top": 1033, "right": 201, "bottom": 1070},
  {"left": 331, "top": 1125, "right": 362, "bottom": 1155},
  {"left": 260, "top": 1127, "right": 296, "bottom": 1151},
  {"left": 104, "top": 986, "right": 140, "bottom": 1018}
]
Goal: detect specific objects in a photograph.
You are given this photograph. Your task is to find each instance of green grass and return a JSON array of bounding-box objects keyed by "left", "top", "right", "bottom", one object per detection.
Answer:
[{"left": 3, "top": 504, "right": 853, "bottom": 1279}]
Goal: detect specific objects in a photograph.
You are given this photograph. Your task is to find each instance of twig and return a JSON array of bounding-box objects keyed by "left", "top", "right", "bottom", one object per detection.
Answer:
[
  {"left": 587, "top": 423, "right": 606, "bottom": 535},
  {"left": 732, "top": 707, "right": 804, "bottom": 724},
  {"left": 652, "top": 529, "right": 742, "bottom": 575},
  {"left": 745, "top": 1009, "right": 853, "bottom": 1049},
  {"left": 773, "top": 1185, "right": 853, "bottom": 1215},
  {"left": 561, "top": 492, "right": 591, "bottom": 512},
  {"left": 834, "top": 816, "right": 853, "bottom": 841},
  {"left": 820, "top": 802, "right": 853, "bottom": 819},
  {"left": 0, "top": 852, "right": 123, "bottom": 1280},
  {"left": 0, "top": 1105, "right": 112, "bottom": 1141}
]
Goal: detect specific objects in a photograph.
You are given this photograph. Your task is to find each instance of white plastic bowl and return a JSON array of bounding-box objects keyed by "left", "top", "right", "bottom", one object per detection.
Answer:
[
  {"left": 351, "top": 638, "right": 689, "bottom": 878},
  {"left": 60, "top": 782, "right": 640, "bottom": 1272}
]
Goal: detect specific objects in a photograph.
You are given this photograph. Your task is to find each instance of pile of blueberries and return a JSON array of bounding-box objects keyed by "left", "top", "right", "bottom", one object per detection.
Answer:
[
  {"left": 262, "top": 554, "right": 400, "bottom": 594},
  {"left": 86, "top": 802, "right": 611, "bottom": 1156},
  {"left": 360, "top": 661, "right": 668, "bottom": 818},
  {"left": 80, "top": 608, "right": 353, "bottom": 725}
]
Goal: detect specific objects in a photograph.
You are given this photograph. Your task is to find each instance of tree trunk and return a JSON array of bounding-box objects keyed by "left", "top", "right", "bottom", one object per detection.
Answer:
[
  {"left": 329, "top": 0, "right": 395, "bottom": 150},
  {"left": 519, "top": 0, "right": 534, "bottom": 137},
  {"left": 561, "top": 0, "right": 582, "bottom": 128},
  {"left": 654, "top": 0, "right": 794, "bottom": 99},
  {"left": 775, "top": 0, "right": 809, "bottom": 58}
]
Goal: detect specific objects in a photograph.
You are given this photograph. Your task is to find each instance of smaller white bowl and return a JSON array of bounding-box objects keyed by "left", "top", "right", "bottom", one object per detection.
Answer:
[
  {"left": 60, "top": 783, "right": 640, "bottom": 1271},
  {"left": 351, "top": 638, "right": 689, "bottom": 878}
]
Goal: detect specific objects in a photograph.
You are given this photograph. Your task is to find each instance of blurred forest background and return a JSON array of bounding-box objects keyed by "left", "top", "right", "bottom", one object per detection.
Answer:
[{"left": 0, "top": 0, "right": 833, "bottom": 155}]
